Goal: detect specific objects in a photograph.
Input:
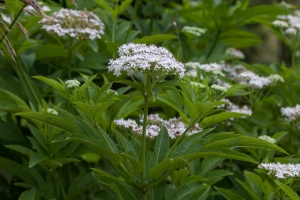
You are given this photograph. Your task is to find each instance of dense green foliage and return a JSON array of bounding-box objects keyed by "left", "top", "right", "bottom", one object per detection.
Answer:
[{"left": 1, "top": 0, "right": 300, "bottom": 199}]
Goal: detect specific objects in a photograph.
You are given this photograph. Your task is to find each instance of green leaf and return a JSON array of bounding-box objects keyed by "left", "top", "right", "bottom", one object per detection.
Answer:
[
  {"left": 151, "top": 149, "right": 256, "bottom": 180},
  {"left": 5, "top": 145, "right": 32, "bottom": 157},
  {"left": 33, "top": 76, "right": 67, "bottom": 98},
  {"left": 35, "top": 44, "right": 67, "bottom": 60},
  {"left": 202, "top": 135, "right": 287, "bottom": 154},
  {"left": 276, "top": 180, "right": 300, "bottom": 200},
  {"left": 133, "top": 34, "right": 177, "bottom": 44},
  {"left": 0, "top": 90, "right": 30, "bottom": 111},
  {"left": 78, "top": 74, "right": 97, "bottom": 98},
  {"left": 215, "top": 187, "right": 246, "bottom": 200},
  {"left": 16, "top": 112, "right": 79, "bottom": 134},
  {"left": 94, "top": 0, "right": 114, "bottom": 13},
  {"left": 0, "top": 156, "right": 35, "bottom": 184},
  {"left": 53, "top": 134, "right": 123, "bottom": 166},
  {"left": 18, "top": 189, "right": 36, "bottom": 200},
  {"left": 201, "top": 112, "right": 248, "bottom": 127},
  {"left": 114, "top": 129, "right": 138, "bottom": 159},
  {"left": 171, "top": 128, "right": 215, "bottom": 157},
  {"left": 236, "top": 179, "right": 261, "bottom": 200},
  {"left": 29, "top": 152, "right": 47, "bottom": 168},
  {"left": 166, "top": 182, "right": 210, "bottom": 200},
  {"left": 154, "top": 126, "right": 169, "bottom": 165},
  {"left": 92, "top": 168, "right": 137, "bottom": 200},
  {"left": 115, "top": 0, "right": 133, "bottom": 16}
]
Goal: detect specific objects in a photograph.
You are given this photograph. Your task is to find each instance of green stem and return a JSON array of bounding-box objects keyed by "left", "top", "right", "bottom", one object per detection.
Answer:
[
  {"left": 141, "top": 94, "right": 149, "bottom": 186},
  {"left": 0, "top": 4, "right": 26, "bottom": 44},
  {"left": 206, "top": 26, "right": 222, "bottom": 60},
  {"left": 67, "top": 39, "right": 74, "bottom": 79},
  {"left": 16, "top": 59, "right": 41, "bottom": 105},
  {"left": 123, "top": 0, "right": 142, "bottom": 43}
]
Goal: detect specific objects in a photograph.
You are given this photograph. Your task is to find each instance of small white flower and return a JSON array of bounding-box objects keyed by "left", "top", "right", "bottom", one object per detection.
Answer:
[
  {"left": 191, "top": 82, "right": 205, "bottom": 89},
  {"left": 65, "top": 79, "right": 80, "bottom": 89},
  {"left": 258, "top": 135, "right": 276, "bottom": 144},
  {"left": 258, "top": 162, "right": 300, "bottom": 179},
  {"left": 40, "top": 8, "right": 105, "bottom": 40},
  {"left": 237, "top": 71, "right": 271, "bottom": 89},
  {"left": 226, "top": 48, "right": 245, "bottom": 59},
  {"left": 273, "top": 20, "right": 289, "bottom": 28},
  {"left": 268, "top": 74, "right": 284, "bottom": 84},
  {"left": 200, "top": 63, "right": 224, "bottom": 76},
  {"left": 182, "top": 26, "right": 206, "bottom": 37},
  {"left": 108, "top": 43, "right": 186, "bottom": 78},
  {"left": 211, "top": 84, "right": 227, "bottom": 93},
  {"left": 281, "top": 104, "right": 300, "bottom": 122},
  {"left": 114, "top": 114, "right": 202, "bottom": 139},
  {"left": 47, "top": 108, "right": 58, "bottom": 115},
  {"left": 285, "top": 27, "right": 297, "bottom": 35},
  {"left": 221, "top": 99, "right": 252, "bottom": 117}
]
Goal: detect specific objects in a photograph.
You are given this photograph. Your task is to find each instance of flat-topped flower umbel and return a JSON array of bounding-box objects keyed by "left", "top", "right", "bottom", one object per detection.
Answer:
[
  {"left": 108, "top": 43, "right": 185, "bottom": 78},
  {"left": 40, "top": 8, "right": 105, "bottom": 40}
]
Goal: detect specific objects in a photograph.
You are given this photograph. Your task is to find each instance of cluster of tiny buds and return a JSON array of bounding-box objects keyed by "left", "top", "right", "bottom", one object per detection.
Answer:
[
  {"left": 226, "top": 48, "right": 245, "bottom": 59},
  {"left": 236, "top": 71, "right": 284, "bottom": 89},
  {"left": 258, "top": 135, "right": 276, "bottom": 144},
  {"left": 40, "top": 8, "right": 105, "bottom": 40},
  {"left": 211, "top": 84, "right": 228, "bottom": 94},
  {"left": 182, "top": 26, "right": 206, "bottom": 37},
  {"left": 272, "top": 10, "right": 300, "bottom": 36},
  {"left": 221, "top": 98, "right": 252, "bottom": 117},
  {"left": 258, "top": 162, "right": 300, "bottom": 179},
  {"left": 185, "top": 62, "right": 224, "bottom": 77},
  {"left": 108, "top": 43, "right": 185, "bottom": 78},
  {"left": 114, "top": 114, "right": 202, "bottom": 139},
  {"left": 46, "top": 108, "right": 58, "bottom": 115},
  {"left": 65, "top": 79, "right": 80, "bottom": 89},
  {"left": 281, "top": 104, "right": 300, "bottom": 122}
]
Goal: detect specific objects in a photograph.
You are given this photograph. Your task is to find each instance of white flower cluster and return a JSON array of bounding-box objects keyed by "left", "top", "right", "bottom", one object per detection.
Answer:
[
  {"left": 272, "top": 10, "right": 300, "bottom": 35},
  {"left": 185, "top": 62, "right": 224, "bottom": 77},
  {"left": 191, "top": 82, "right": 205, "bottom": 90},
  {"left": 258, "top": 163, "right": 300, "bottom": 179},
  {"left": 108, "top": 43, "right": 185, "bottom": 78},
  {"left": 226, "top": 48, "right": 245, "bottom": 59},
  {"left": 65, "top": 79, "right": 80, "bottom": 89},
  {"left": 281, "top": 104, "right": 300, "bottom": 122},
  {"left": 211, "top": 84, "right": 228, "bottom": 93},
  {"left": 222, "top": 99, "right": 252, "bottom": 116},
  {"left": 40, "top": 8, "right": 105, "bottom": 40},
  {"left": 114, "top": 114, "right": 202, "bottom": 139},
  {"left": 268, "top": 74, "right": 284, "bottom": 84},
  {"left": 200, "top": 63, "right": 224, "bottom": 76},
  {"left": 258, "top": 135, "right": 276, "bottom": 144},
  {"left": 236, "top": 71, "right": 284, "bottom": 89},
  {"left": 182, "top": 26, "right": 206, "bottom": 37},
  {"left": 46, "top": 108, "right": 58, "bottom": 115}
]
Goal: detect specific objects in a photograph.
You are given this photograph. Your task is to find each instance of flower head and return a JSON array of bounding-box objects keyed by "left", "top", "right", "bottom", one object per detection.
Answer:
[
  {"left": 221, "top": 99, "right": 252, "bottom": 117},
  {"left": 268, "top": 74, "right": 284, "bottom": 84},
  {"left": 258, "top": 135, "right": 276, "bottom": 144},
  {"left": 65, "top": 79, "right": 80, "bottom": 89},
  {"left": 226, "top": 48, "right": 245, "bottom": 59},
  {"left": 46, "top": 108, "right": 58, "bottom": 115},
  {"left": 200, "top": 63, "right": 224, "bottom": 76},
  {"left": 182, "top": 26, "right": 206, "bottom": 37},
  {"left": 211, "top": 84, "right": 227, "bottom": 93},
  {"left": 40, "top": 8, "right": 105, "bottom": 40},
  {"left": 108, "top": 43, "right": 185, "bottom": 78},
  {"left": 237, "top": 71, "right": 271, "bottom": 89},
  {"left": 258, "top": 162, "right": 300, "bottom": 179},
  {"left": 114, "top": 114, "right": 202, "bottom": 139},
  {"left": 281, "top": 104, "right": 300, "bottom": 122}
]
